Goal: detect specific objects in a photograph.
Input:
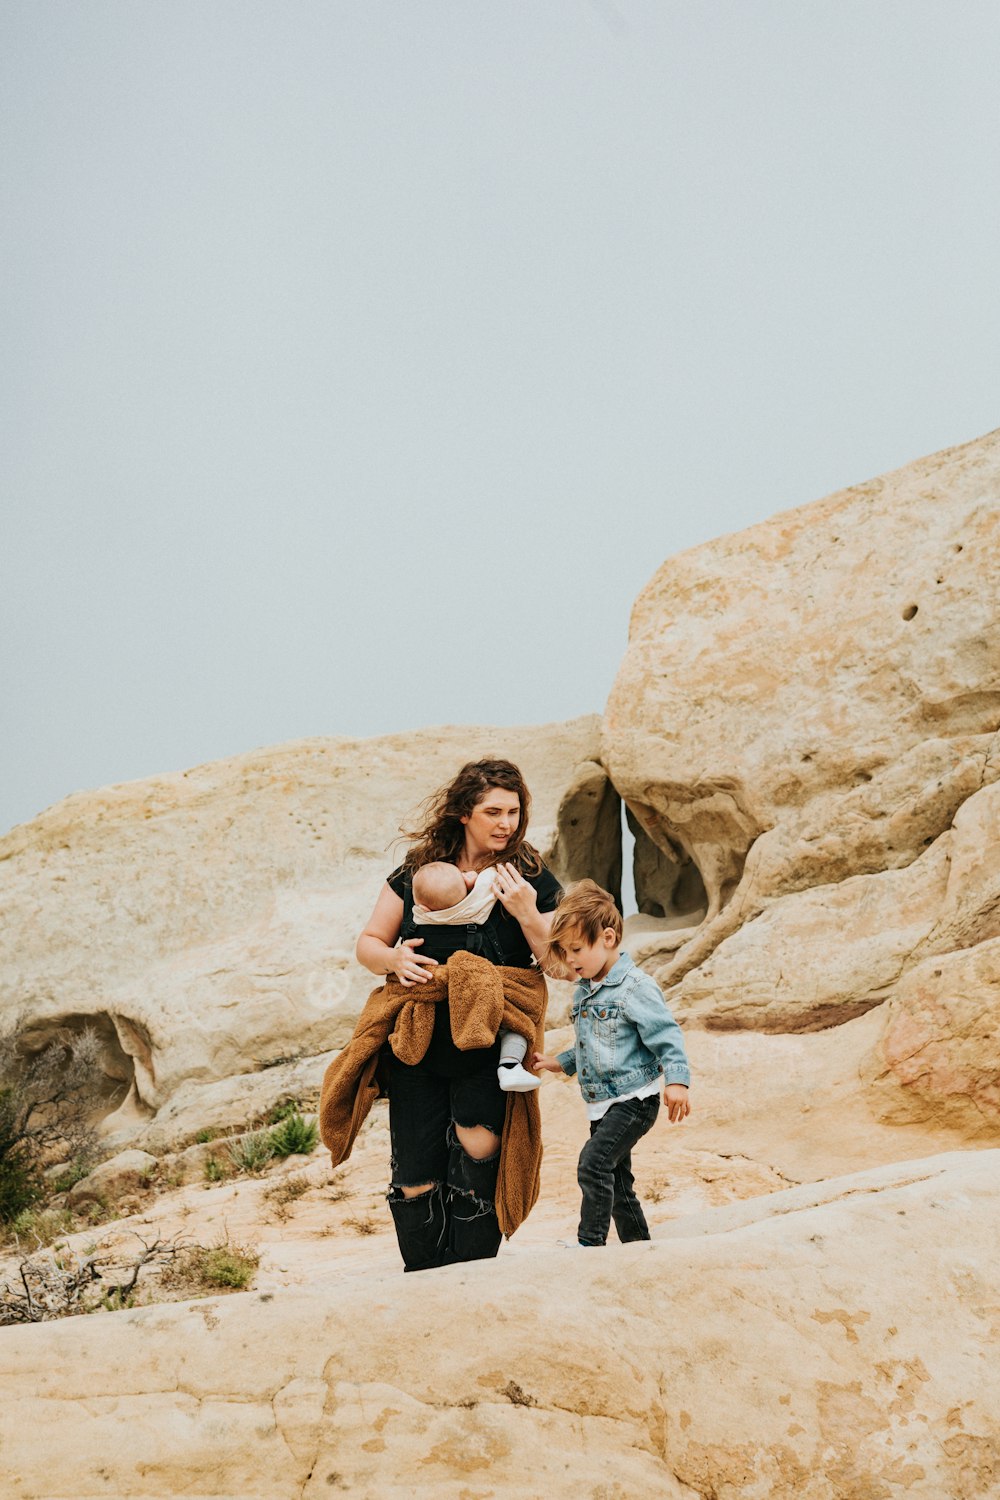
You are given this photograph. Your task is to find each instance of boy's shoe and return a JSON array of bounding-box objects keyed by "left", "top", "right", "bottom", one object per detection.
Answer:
[
  {"left": 498, "top": 1062, "right": 541, "bottom": 1092},
  {"left": 556, "top": 1239, "right": 586, "bottom": 1249}
]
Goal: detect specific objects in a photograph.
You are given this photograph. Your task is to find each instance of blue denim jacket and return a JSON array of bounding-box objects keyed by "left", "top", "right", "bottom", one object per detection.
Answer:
[{"left": 556, "top": 951, "right": 690, "bottom": 1105}]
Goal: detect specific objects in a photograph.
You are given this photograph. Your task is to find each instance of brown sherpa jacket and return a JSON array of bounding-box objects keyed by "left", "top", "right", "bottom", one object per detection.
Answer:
[{"left": 319, "top": 949, "right": 547, "bottom": 1237}]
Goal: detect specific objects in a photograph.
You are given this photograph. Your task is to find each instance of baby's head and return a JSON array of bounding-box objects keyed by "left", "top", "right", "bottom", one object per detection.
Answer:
[{"left": 412, "top": 861, "right": 468, "bottom": 911}]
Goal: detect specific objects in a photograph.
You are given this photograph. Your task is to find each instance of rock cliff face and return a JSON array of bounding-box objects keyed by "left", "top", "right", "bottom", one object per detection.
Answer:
[
  {"left": 606, "top": 429, "right": 1000, "bottom": 927},
  {"left": 0, "top": 718, "right": 600, "bottom": 1147},
  {"left": 606, "top": 428, "right": 1000, "bottom": 1138}
]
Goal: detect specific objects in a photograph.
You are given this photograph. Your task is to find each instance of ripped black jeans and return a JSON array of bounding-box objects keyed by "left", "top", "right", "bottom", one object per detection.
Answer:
[{"left": 383, "top": 1047, "right": 507, "bottom": 1272}]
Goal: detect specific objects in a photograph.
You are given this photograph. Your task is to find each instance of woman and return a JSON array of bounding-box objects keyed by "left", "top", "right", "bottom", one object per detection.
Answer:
[{"left": 320, "top": 758, "right": 561, "bottom": 1271}]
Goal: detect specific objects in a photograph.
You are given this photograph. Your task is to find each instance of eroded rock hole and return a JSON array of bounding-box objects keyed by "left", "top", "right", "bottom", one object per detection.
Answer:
[
  {"left": 550, "top": 769, "right": 712, "bottom": 925},
  {"left": 548, "top": 762, "right": 623, "bottom": 908},
  {"left": 15, "top": 1012, "right": 152, "bottom": 1127},
  {"left": 902, "top": 604, "right": 918, "bottom": 621},
  {"left": 626, "top": 807, "right": 708, "bottom": 925}
]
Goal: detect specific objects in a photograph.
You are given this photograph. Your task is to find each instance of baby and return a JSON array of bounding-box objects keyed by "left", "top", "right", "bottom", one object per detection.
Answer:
[{"left": 410, "top": 861, "right": 540, "bottom": 1092}]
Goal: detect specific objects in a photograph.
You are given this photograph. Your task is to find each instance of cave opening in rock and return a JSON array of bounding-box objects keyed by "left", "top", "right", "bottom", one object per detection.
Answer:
[
  {"left": 549, "top": 767, "right": 709, "bottom": 927},
  {"left": 15, "top": 1011, "right": 142, "bottom": 1126},
  {"left": 548, "top": 762, "right": 623, "bottom": 908},
  {"left": 625, "top": 806, "right": 709, "bottom": 926}
]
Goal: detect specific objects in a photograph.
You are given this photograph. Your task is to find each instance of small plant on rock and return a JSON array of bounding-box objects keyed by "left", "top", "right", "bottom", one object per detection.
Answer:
[
  {"left": 225, "top": 1129, "right": 274, "bottom": 1175},
  {"left": 186, "top": 1236, "right": 260, "bottom": 1291},
  {"left": 343, "top": 1212, "right": 379, "bottom": 1237},
  {"left": 48, "top": 1155, "right": 93, "bottom": 1197},
  {"left": 6, "top": 1205, "right": 76, "bottom": 1252},
  {"left": 198, "top": 1242, "right": 259, "bottom": 1290},
  {"left": 263, "top": 1173, "right": 311, "bottom": 1220},
  {"left": 267, "top": 1097, "right": 301, "bottom": 1124},
  {"left": 268, "top": 1110, "right": 318, "bottom": 1159}
]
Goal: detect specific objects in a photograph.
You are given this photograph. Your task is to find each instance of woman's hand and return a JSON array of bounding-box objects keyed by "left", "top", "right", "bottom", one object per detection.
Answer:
[
  {"left": 492, "top": 862, "right": 538, "bottom": 924},
  {"left": 390, "top": 938, "right": 439, "bottom": 987}
]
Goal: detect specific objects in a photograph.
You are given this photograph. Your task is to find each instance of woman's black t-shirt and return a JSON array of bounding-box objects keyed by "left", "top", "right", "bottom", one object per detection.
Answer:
[{"left": 385, "top": 860, "right": 562, "bottom": 1075}]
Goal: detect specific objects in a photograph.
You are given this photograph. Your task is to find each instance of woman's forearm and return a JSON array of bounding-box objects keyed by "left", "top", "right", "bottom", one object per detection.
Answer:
[
  {"left": 519, "top": 908, "right": 554, "bottom": 967},
  {"left": 356, "top": 932, "right": 399, "bottom": 976}
]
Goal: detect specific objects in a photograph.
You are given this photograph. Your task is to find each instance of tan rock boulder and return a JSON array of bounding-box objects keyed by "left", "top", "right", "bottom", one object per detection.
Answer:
[
  {"left": 631, "top": 776, "right": 1000, "bottom": 1129},
  {"left": 2, "top": 1149, "right": 998, "bottom": 1498},
  {"left": 0, "top": 719, "right": 600, "bottom": 1150},
  {"left": 663, "top": 836, "right": 950, "bottom": 1031},
  {"left": 920, "top": 775, "right": 1000, "bottom": 958},
  {"left": 65, "top": 1149, "right": 158, "bottom": 1208},
  {"left": 863, "top": 938, "right": 1000, "bottom": 1136},
  {"left": 605, "top": 428, "right": 1000, "bottom": 949}
]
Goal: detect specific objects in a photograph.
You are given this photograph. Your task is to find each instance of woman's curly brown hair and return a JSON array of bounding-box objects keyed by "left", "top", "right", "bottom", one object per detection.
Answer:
[{"left": 400, "top": 758, "right": 542, "bottom": 876}]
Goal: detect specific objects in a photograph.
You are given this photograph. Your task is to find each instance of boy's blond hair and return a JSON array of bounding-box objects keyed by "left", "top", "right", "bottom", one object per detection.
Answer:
[{"left": 547, "top": 879, "right": 623, "bottom": 960}]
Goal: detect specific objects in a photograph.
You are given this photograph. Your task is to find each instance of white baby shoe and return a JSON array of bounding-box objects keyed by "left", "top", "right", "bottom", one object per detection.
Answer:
[{"left": 498, "top": 1062, "right": 541, "bottom": 1092}]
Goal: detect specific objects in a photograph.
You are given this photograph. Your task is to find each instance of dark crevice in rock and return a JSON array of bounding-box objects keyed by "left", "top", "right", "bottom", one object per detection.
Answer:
[
  {"left": 702, "top": 998, "right": 886, "bottom": 1034},
  {"left": 547, "top": 761, "right": 623, "bottom": 908},
  {"left": 626, "top": 803, "right": 709, "bottom": 926}
]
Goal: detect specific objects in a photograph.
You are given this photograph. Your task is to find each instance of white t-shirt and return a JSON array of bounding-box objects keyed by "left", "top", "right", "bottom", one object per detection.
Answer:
[{"left": 586, "top": 1075, "right": 661, "bottom": 1122}]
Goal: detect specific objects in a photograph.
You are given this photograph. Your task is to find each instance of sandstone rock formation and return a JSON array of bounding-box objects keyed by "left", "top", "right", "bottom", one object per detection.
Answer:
[
  {"left": 65, "top": 1149, "right": 158, "bottom": 1209},
  {"left": 606, "top": 428, "right": 1000, "bottom": 1140},
  {"left": 3, "top": 430, "right": 1000, "bottom": 1499},
  {"left": 2, "top": 1150, "right": 997, "bottom": 1499},
  {"left": 0, "top": 718, "right": 600, "bottom": 1150},
  {"left": 606, "top": 428, "right": 1000, "bottom": 941}
]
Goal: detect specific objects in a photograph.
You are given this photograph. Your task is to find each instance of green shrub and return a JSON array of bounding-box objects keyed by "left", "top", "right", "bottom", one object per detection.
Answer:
[
  {"left": 49, "top": 1156, "right": 94, "bottom": 1196},
  {"left": 203, "top": 1155, "right": 228, "bottom": 1184},
  {"left": 268, "top": 1111, "right": 318, "bottom": 1159},
  {"left": 194, "top": 1128, "right": 216, "bottom": 1145},
  {"left": 0, "top": 1137, "right": 43, "bottom": 1224},
  {"left": 197, "top": 1242, "right": 259, "bottom": 1290},
  {"left": 6, "top": 1204, "right": 74, "bottom": 1250},
  {"left": 267, "top": 1098, "right": 301, "bottom": 1125},
  {"left": 226, "top": 1129, "right": 274, "bottom": 1175}
]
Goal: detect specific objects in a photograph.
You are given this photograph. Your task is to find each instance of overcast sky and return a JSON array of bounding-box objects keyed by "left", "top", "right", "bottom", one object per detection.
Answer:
[{"left": 2, "top": 1, "right": 998, "bottom": 837}]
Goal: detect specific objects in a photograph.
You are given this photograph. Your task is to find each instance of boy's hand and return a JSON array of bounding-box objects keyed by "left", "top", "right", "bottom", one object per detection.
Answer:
[
  {"left": 663, "top": 1084, "right": 690, "bottom": 1123},
  {"left": 532, "top": 1052, "right": 564, "bottom": 1075},
  {"left": 462, "top": 869, "right": 477, "bottom": 891}
]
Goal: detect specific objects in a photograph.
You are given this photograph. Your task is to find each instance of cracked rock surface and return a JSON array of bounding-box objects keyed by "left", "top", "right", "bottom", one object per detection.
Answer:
[
  {"left": 2, "top": 1151, "right": 998, "bottom": 1499},
  {"left": 606, "top": 428, "right": 1000, "bottom": 1139}
]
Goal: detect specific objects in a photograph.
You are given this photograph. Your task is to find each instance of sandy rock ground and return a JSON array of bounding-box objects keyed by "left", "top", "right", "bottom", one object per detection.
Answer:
[
  {"left": 2, "top": 1017, "right": 976, "bottom": 1305},
  {"left": 2, "top": 1143, "right": 998, "bottom": 1500}
]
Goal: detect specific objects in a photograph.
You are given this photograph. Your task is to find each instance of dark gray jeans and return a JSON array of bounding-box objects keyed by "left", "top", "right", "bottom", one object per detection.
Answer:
[{"left": 577, "top": 1092, "right": 660, "bottom": 1247}]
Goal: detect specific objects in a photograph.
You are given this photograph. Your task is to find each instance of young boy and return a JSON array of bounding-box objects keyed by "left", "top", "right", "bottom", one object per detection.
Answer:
[
  {"left": 410, "top": 861, "right": 541, "bottom": 1092},
  {"left": 534, "top": 879, "right": 691, "bottom": 1247}
]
